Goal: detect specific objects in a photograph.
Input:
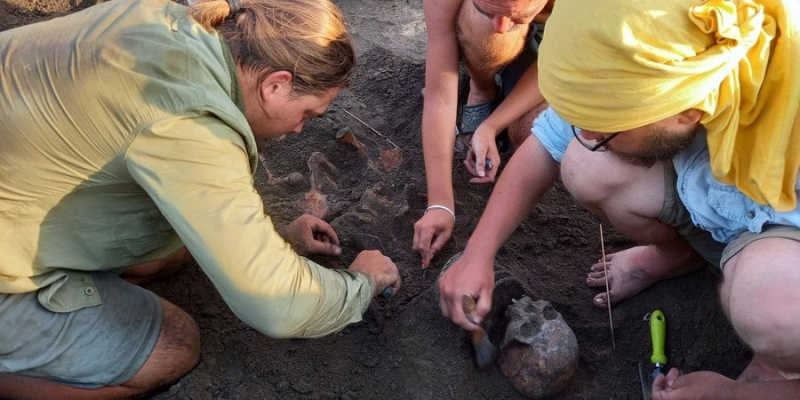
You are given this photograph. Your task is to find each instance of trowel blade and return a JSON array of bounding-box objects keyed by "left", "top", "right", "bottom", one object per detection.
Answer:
[{"left": 638, "top": 363, "right": 653, "bottom": 400}]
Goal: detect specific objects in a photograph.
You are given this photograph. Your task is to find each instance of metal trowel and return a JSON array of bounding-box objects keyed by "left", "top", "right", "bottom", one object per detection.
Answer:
[{"left": 638, "top": 310, "right": 667, "bottom": 400}]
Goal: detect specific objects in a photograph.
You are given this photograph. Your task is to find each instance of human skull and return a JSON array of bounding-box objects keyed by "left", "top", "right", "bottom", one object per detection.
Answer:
[{"left": 497, "top": 297, "right": 579, "bottom": 399}]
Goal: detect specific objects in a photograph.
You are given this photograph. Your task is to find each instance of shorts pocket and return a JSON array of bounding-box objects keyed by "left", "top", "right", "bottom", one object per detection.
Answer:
[{"left": 37, "top": 270, "right": 103, "bottom": 313}]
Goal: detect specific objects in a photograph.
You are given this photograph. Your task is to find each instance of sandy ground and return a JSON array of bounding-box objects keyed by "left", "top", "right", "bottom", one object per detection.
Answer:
[{"left": 1, "top": 0, "right": 753, "bottom": 398}]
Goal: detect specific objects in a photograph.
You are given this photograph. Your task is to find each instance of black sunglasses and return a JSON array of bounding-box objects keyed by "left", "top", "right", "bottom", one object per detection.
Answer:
[{"left": 571, "top": 125, "right": 621, "bottom": 152}]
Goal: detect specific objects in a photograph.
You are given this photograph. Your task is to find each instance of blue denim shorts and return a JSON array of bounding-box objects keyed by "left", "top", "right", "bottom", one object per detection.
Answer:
[{"left": 0, "top": 272, "right": 162, "bottom": 388}]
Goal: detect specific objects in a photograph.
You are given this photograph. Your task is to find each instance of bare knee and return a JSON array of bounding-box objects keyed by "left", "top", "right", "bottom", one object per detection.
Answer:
[
  {"left": 724, "top": 246, "right": 800, "bottom": 364},
  {"left": 727, "top": 283, "right": 800, "bottom": 360},
  {"left": 122, "top": 299, "right": 200, "bottom": 395},
  {"left": 508, "top": 103, "right": 547, "bottom": 149},
  {"left": 730, "top": 299, "right": 799, "bottom": 362}
]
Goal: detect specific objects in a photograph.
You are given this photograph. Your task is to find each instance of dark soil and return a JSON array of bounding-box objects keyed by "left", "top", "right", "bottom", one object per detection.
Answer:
[{"left": 2, "top": 0, "right": 752, "bottom": 398}]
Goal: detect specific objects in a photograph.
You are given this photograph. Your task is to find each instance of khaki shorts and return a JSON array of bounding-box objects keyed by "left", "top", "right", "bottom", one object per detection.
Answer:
[
  {"left": 0, "top": 272, "right": 162, "bottom": 388},
  {"left": 721, "top": 225, "right": 800, "bottom": 268},
  {"left": 659, "top": 165, "right": 800, "bottom": 270}
]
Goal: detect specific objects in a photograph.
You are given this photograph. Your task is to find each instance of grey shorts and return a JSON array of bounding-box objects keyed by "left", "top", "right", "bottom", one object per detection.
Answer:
[
  {"left": 659, "top": 165, "right": 800, "bottom": 270},
  {"left": 0, "top": 272, "right": 162, "bottom": 388}
]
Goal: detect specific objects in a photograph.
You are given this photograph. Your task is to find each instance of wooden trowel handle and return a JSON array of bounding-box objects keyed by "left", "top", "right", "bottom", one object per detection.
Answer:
[
  {"left": 461, "top": 294, "right": 477, "bottom": 319},
  {"left": 461, "top": 295, "right": 486, "bottom": 343}
]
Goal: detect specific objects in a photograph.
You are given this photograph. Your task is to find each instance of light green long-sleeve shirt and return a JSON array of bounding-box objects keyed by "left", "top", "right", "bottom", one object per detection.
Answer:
[{"left": 0, "top": 0, "right": 373, "bottom": 338}]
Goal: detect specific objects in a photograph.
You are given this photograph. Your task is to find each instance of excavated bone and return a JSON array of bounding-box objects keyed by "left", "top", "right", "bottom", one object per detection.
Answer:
[{"left": 497, "top": 297, "right": 579, "bottom": 399}]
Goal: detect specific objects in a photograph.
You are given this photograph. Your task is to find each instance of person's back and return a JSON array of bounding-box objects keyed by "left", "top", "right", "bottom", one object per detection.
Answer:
[{"left": 0, "top": 0, "right": 250, "bottom": 291}]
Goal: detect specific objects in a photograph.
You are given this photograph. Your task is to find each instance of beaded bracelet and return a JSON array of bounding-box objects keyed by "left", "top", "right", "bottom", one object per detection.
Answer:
[{"left": 425, "top": 204, "right": 455, "bottom": 222}]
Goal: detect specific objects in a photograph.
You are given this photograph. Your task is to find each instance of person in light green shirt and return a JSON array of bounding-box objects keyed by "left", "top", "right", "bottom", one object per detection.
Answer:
[{"left": 0, "top": 0, "right": 401, "bottom": 397}]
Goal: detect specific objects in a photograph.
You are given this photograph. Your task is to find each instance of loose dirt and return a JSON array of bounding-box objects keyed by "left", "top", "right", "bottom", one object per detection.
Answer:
[{"left": 1, "top": 0, "right": 751, "bottom": 398}]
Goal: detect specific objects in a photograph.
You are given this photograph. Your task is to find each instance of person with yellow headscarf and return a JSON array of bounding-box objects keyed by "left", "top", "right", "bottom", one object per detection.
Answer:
[{"left": 438, "top": 0, "right": 800, "bottom": 397}]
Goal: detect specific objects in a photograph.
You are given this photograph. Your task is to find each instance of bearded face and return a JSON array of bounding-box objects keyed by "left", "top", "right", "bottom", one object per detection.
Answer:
[{"left": 606, "top": 123, "right": 702, "bottom": 168}]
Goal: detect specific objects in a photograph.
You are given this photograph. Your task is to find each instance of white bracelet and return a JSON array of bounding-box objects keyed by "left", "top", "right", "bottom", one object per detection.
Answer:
[{"left": 425, "top": 204, "right": 455, "bottom": 222}]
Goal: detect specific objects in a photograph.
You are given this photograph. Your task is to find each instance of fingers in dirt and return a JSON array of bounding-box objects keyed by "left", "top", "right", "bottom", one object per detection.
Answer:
[
  {"left": 313, "top": 223, "right": 340, "bottom": 246},
  {"left": 416, "top": 230, "right": 434, "bottom": 268}
]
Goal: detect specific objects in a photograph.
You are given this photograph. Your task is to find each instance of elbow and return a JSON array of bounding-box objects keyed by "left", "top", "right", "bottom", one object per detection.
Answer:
[
  {"left": 235, "top": 305, "right": 305, "bottom": 339},
  {"left": 256, "top": 322, "right": 300, "bottom": 340},
  {"left": 247, "top": 316, "right": 351, "bottom": 340},
  {"left": 230, "top": 298, "right": 358, "bottom": 340}
]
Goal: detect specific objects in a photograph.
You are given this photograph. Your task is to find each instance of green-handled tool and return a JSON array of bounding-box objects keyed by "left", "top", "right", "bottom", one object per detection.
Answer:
[{"left": 639, "top": 310, "right": 667, "bottom": 400}]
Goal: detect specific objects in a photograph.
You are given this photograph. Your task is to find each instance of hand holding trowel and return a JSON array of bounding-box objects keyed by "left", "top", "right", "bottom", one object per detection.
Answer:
[
  {"left": 462, "top": 294, "right": 497, "bottom": 370},
  {"left": 639, "top": 310, "right": 667, "bottom": 400}
]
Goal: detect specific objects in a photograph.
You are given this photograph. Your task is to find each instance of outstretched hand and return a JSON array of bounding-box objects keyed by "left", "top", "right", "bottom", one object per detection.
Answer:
[
  {"left": 413, "top": 209, "right": 454, "bottom": 268},
  {"left": 652, "top": 368, "right": 734, "bottom": 399},
  {"left": 463, "top": 125, "right": 500, "bottom": 184},
  {"left": 284, "top": 214, "right": 341, "bottom": 256},
  {"left": 438, "top": 251, "right": 495, "bottom": 331}
]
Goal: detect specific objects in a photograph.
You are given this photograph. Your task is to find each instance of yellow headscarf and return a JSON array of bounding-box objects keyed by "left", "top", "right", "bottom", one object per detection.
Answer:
[{"left": 539, "top": 0, "right": 800, "bottom": 211}]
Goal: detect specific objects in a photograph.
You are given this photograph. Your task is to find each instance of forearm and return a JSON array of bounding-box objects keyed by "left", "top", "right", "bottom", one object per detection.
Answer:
[
  {"left": 421, "top": 109, "right": 457, "bottom": 208},
  {"left": 465, "top": 137, "right": 559, "bottom": 258},
  {"left": 479, "top": 63, "right": 545, "bottom": 137},
  {"left": 421, "top": 0, "right": 461, "bottom": 208},
  {"left": 420, "top": 60, "right": 459, "bottom": 208},
  {"left": 222, "top": 257, "right": 375, "bottom": 339}
]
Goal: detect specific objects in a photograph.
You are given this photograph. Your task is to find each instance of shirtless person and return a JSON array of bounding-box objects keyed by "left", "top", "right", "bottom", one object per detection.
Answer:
[
  {"left": 439, "top": 0, "right": 800, "bottom": 398},
  {"left": 413, "top": 0, "right": 552, "bottom": 267}
]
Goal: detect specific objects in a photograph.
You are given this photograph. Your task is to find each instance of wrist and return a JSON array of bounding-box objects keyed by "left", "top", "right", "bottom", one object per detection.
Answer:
[
  {"left": 462, "top": 241, "right": 498, "bottom": 266},
  {"left": 351, "top": 268, "right": 379, "bottom": 297},
  {"left": 476, "top": 120, "right": 500, "bottom": 138},
  {"left": 425, "top": 204, "right": 455, "bottom": 222}
]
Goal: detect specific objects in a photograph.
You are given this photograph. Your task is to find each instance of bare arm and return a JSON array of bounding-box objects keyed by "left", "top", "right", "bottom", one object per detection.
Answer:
[
  {"left": 479, "top": 62, "right": 544, "bottom": 141},
  {"left": 439, "top": 135, "right": 560, "bottom": 330},
  {"left": 413, "top": 0, "right": 464, "bottom": 267},
  {"left": 468, "top": 48, "right": 547, "bottom": 181}
]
